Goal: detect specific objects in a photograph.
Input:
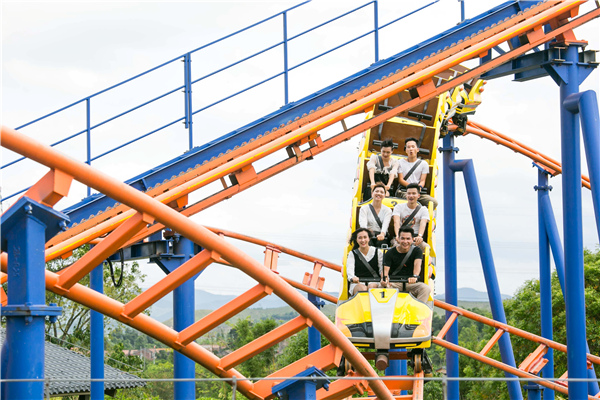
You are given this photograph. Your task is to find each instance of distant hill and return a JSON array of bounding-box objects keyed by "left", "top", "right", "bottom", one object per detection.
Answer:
[
  {"left": 148, "top": 288, "right": 338, "bottom": 322},
  {"left": 149, "top": 287, "right": 510, "bottom": 323},
  {"left": 434, "top": 287, "right": 511, "bottom": 302}
]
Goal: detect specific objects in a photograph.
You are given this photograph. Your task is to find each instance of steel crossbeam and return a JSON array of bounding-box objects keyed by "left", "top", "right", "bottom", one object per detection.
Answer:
[
  {"left": 177, "top": 284, "right": 272, "bottom": 346},
  {"left": 219, "top": 316, "right": 309, "bottom": 371}
]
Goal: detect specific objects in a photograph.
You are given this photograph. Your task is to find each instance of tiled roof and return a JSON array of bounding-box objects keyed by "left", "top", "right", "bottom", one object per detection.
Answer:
[{"left": 0, "top": 329, "right": 146, "bottom": 397}]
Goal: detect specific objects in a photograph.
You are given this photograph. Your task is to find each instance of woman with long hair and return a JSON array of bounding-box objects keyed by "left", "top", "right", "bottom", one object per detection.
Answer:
[{"left": 346, "top": 227, "right": 383, "bottom": 295}]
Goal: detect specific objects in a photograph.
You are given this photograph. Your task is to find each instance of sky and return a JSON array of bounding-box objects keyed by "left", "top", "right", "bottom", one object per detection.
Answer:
[{"left": 2, "top": 0, "right": 600, "bottom": 301}]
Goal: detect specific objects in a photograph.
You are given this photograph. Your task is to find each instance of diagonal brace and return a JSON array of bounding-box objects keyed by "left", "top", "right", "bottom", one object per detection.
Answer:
[{"left": 56, "top": 212, "right": 153, "bottom": 291}]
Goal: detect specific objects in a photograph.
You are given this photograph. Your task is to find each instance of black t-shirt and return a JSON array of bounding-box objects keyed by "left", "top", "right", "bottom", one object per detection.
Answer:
[{"left": 383, "top": 246, "right": 423, "bottom": 278}]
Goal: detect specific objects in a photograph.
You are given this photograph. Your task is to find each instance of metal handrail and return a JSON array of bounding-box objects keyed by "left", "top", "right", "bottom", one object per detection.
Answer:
[{"left": 2, "top": 0, "right": 440, "bottom": 201}]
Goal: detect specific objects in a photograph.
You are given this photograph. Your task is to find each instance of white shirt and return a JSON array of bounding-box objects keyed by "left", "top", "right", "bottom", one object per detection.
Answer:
[
  {"left": 397, "top": 158, "right": 429, "bottom": 185},
  {"left": 346, "top": 246, "right": 383, "bottom": 281},
  {"left": 392, "top": 202, "right": 429, "bottom": 234},
  {"left": 359, "top": 203, "right": 392, "bottom": 234},
  {"left": 366, "top": 154, "right": 399, "bottom": 177}
]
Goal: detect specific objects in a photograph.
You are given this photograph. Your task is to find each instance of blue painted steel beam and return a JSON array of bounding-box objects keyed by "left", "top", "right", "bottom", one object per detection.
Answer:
[
  {"left": 539, "top": 175, "right": 600, "bottom": 396},
  {"left": 565, "top": 90, "right": 600, "bottom": 242},
  {"left": 450, "top": 158, "right": 523, "bottom": 400},
  {"left": 556, "top": 44, "right": 588, "bottom": 399},
  {"left": 272, "top": 366, "right": 329, "bottom": 400},
  {"left": 90, "top": 263, "right": 104, "bottom": 400},
  {"left": 0, "top": 197, "right": 66, "bottom": 400},
  {"left": 441, "top": 134, "right": 459, "bottom": 399},
  {"left": 535, "top": 168, "right": 554, "bottom": 400},
  {"left": 151, "top": 235, "right": 199, "bottom": 400},
  {"left": 483, "top": 48, "right": 597, "bottom": 82},
  {"left": 307, "top": 294, "right": 323, "bottom": 354},
  {"left": 563, "top": 89, "right": 600, "bottom": 397},
  {"left": 60, "top": 1, "right": 537, "bottom": 225}
]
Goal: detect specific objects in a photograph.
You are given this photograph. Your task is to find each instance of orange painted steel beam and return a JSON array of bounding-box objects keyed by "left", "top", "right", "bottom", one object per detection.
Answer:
[
  {"left": 367, "top": 378, "right": 414, "bottom": 393},
  {"left": 46, "top": 0, "right": 560, "bottom": 247},
  {"left": 436, "top": 311, "right": 459, "bottom": 340},
  {"left": 280, "top": 276, "right": 338, "bottom": 303},
  {"left": 1, "top": 126, "right": 394, "bottom": 399},
  {"left": 22, "top": 168, "right": 73, "bottom": 208},
  {"left": 143, "top": 226, "right": 342, "bottom": 273},
  {"left": 479, "top": 328, "right": 506, "bottom": 357},
  {"left": 209, "top": 254, "right": 338, "bottom": 304},
  {"left": 41, "top": 0, "right": 593, "bottom": 260},
  {"left": 263, "top": 245, "right": 280, "bottom": 271},
  {"left": 434, "top": 336, "right": 600, "bottom": 399},
  {"left": 412, "top": 372, "right": 425, "bottom": 400},
  {"left": 253, "top": 344, "right": 343, "bottom": 398},
  {"left": 177, "top": 283, "right": 272, "bottom": 347},
  {"left": 519, "top": 344, "right": 549, "bottom": 374},
  {"left": 435, "top": 299, "right": 600, "bottom": 365},
  {"left": 461, "top": 121, "right": 592, "bottom": 189},
  {"left": 56, "top": 212, "right": 153, "bottom": 292},
  {"left": 219, "top": 316, "right": 309, "bottom": 371},
  {"left": 123, "top": 249, "right": 215, "bottom": 320},
  {"left": 317, "top": 375, "right": 368, "bottom": 400}
]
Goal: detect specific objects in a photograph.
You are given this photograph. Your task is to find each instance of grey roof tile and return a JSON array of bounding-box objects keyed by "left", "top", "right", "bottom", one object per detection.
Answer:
[{"left": 1, "top": 329, "right": 146, "bottom": 396}]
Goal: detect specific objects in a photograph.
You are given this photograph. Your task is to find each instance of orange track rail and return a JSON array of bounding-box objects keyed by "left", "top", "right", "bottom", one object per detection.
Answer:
[{"left": 460, "top": 120, "right": 592, "bottom": 188}]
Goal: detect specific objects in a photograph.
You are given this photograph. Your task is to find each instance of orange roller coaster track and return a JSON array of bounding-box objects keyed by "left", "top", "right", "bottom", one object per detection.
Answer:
[{"left": 459, "top": 120, "right": 592, "bottom": 188}]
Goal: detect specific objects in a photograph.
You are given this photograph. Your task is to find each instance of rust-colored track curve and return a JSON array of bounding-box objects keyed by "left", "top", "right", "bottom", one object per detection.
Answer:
[{"left": 460, "top": 120, "right": 591, "bottom": 188}]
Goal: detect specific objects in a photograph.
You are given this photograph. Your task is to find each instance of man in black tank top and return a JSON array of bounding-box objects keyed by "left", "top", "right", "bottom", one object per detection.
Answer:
[{"left": 382, "top": 227, "right": 431, "bottom": 303}]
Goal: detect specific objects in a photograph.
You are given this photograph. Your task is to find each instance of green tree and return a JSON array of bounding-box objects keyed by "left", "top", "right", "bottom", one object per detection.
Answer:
[
  {"left": 504, "top": 247, "right": 600, "bottom": 378},
  {"left": 276, "top": 328, "right": 331, "bottom": 371},
  {"left": 226, "top": 317, "right": 279, "bottom": 378}
]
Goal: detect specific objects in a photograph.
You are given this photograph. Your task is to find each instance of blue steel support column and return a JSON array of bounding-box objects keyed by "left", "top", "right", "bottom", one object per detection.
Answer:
[
  {"left": 0, "top": 197, "right": 66, "bottom": 400},
  {"left": 90, "top": 263, "right": 105, "bottom": 400},
  {"left": 173, "top": 237, "right": 196, "bottom": 400},
  {"left": 566, "top": 91, "right": 600, "bottom": 243},
  {"left": 535, "top": 169, "right": 554, "bottom": 400},
  {"left": 540, "top": 196, "right": 566, "bottom": 293},
  {"left": 559, "top": 44, "right": 588, "bottom": 399},
  {"left": 307, "top": 294, "right": 323, "bottom": 354},
  {"left": 151, "top": 235, "right": 197, "bottom": 400},
  {"left": 540, "top": 187, "right": 600, "bottom": 395},
  {"left": 440, "top": 134, "right": 459, "bottom": 399},
  {"left": 450, "top": 159, "right": 522, "bottom": 400}
]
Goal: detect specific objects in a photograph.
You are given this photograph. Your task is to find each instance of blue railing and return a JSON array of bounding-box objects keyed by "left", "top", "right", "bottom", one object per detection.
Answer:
[{"left": 3, "top": 0, "right": 439, "bottom": 200}]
